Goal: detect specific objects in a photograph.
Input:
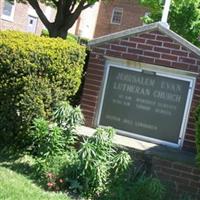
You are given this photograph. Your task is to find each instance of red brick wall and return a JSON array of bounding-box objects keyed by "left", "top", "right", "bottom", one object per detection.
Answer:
[
  {"left": 94, "top": 0, "right": 148, "bottom": 38},
  {"left": 152, "top": 157, "right": 200, "bottom": 198},
  {"left": 81, "top": 30, "right": 200, "bottom": 152}
]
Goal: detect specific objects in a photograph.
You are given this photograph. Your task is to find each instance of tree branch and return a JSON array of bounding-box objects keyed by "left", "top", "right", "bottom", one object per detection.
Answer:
[
  {"left": 71, "top": 0, "right": 85, "bottom": 15},
  {"left": 27, "top": 0, "right": 51, "bottom": 29},
  {"left": 63, "top": 0, "right": 88, "bottom": 30},
  {"left": 70, "top": 0, "right": 77, "bottom": 12}
]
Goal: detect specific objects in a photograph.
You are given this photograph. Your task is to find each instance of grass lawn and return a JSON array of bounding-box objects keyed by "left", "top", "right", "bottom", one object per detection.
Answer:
[
  {"left": 0, "top": 150, "right": 74, "bottom": 200},
  {"left": 0, "top": 166, "right": 71, "bottom": 200}
]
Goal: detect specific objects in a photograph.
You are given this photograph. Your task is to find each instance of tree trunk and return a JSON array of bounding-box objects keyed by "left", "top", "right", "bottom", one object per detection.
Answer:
[
  {"left": 48, "top": 25, "right": 68, "bottom": 39},
  {"left": 28, "top": 0, "right": 93, "bottom": 39}
]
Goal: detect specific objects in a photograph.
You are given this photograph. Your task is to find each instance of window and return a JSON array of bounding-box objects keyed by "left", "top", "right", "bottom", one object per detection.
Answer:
[
  {"left": 1, "top": 0, "right": 15, "bottom": 21},
  {"left": 27, "top": 15, "right": 38, "bottom": 33},
  {"left": 111, "top": 8, "right": 123, "bottom": 25}
]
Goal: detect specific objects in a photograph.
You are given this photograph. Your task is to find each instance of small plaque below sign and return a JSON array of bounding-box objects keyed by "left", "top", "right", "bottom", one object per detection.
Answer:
[{"left": 98, "top": 64, "right": 193, "bottom": 147}]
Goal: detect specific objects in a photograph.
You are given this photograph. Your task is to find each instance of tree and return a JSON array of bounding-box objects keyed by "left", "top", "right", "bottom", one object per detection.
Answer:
[
  {"left": 139, "top": 0, "right": 200, "bottom": 46},
  {"left": 21, "top": 0, "right": 101, "bottom": 39}
]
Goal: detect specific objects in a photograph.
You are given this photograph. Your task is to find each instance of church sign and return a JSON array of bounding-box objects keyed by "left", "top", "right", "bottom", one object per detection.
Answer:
[{"left": 97, "top": 62, "right": 196, "bottom": 148}]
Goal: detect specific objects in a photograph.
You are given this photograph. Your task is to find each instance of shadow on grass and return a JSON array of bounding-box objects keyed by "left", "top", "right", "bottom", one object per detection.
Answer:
[
  {"left": 1, "top": 161, "right": 37, "bottom": 177},
  {"left": 0, "top": 147, "right": 24, "bottom": 163},
  {"left": 0, "top": 148, "right": 46, "bottom": 189}
]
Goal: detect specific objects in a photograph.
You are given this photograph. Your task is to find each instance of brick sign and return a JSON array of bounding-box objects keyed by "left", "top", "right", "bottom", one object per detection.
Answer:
[{"left": 97, "top": 64, "right": 194, "bottom": 147}]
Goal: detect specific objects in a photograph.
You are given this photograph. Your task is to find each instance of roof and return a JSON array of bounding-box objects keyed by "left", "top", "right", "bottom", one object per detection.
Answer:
[{"left": 88, "top": 22, "right": 200, "bottom": 58}]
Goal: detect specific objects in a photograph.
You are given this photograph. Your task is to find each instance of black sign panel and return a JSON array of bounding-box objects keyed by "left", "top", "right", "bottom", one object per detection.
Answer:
[{"left": 99, "top": 66, "right": 191, "bottom": 144}]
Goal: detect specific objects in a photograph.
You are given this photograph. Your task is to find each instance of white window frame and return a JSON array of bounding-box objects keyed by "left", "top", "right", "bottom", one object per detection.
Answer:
[
  {"left": 111, "top": 7, "right": 123, "bottom": 25},
  {"left": 1, "top": 0, "right": 16, "bottom": 22}
]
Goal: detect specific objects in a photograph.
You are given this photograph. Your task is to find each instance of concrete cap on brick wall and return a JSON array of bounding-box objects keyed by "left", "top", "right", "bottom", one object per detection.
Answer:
[{"left": 89, "top": 22, "right": 200, "bottom": 58}]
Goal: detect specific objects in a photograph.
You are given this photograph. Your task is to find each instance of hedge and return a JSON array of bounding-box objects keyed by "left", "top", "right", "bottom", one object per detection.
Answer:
[{"left": 0, "top": 31, "right": 86, "bottom": 147}]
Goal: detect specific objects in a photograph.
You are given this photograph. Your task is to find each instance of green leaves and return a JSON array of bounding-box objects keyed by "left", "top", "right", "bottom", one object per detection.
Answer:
[
  {"left": 53, "top": 101, "right": 74, "bottom": 127},
  {"left": 26, "top": 106, "right": 164, "bottom": 200},
  {"left": 139, "top": 0, "right": 200, "bottom": 46},
  {"left": 54, "top": 101, "right": 84, "bottom": 129},
  {"left": 53, "top": 101, "right": 84, "bottom": 145},
  {"left": 30, "top": 118, "right": 65, "bottom": 158},
  {"left": 29, "top": 101, "right": 84, "bottom": 187},
  {"left": 113, "top": 151, "right": 132, "bottom": 174},
  {"left": 65, "top": 127, "right": 132, "bottom": 197},
  {"left": 131, "top": 176, "right": 166, "bottom": 200},
  {"left": 0, "top": 31, "right": 86, "bottom": 147},
  {"left": 30, "top": 118, "right": 131, "bottom": 198},
  {"left": 29, "top": 101, "right": 83, "bottom": 158}
]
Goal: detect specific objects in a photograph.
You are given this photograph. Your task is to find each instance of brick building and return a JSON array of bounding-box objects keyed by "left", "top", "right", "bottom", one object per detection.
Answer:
[
  {"left": 93, "top": 0, "right": 148, "bottom": 38},
  {"left": 82, "top": 22, "right": 200, "bottom": 152},
  {"left": 0, "top": 0, "right": 55, "bottom": 35},
  {"left": 80, "top": 22, "right": 200, "bottom": 197},
  {"left": 74, "top": 0, "right": 148, "bottom": 39},
  {"left": 0, "top": 0, "right": 147, "bottom": 39}
]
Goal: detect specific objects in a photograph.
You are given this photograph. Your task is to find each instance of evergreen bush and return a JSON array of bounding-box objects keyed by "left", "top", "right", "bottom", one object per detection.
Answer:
[{"left": 0, "top": 31, "right": 86, "bottom": 146}]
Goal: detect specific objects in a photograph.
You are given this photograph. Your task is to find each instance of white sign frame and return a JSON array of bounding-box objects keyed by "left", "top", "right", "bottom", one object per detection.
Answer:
[{"left": 96, "top": 59, "right": 196, "bottom": 149}]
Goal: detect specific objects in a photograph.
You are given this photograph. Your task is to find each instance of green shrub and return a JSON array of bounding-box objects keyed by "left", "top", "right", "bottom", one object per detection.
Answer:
[
  {"left": 30, "top": 118, "right": 65, "bottom": 158},
  {"left": 131, "top": 176, "right": 165, "bottom": 200},
  {"left": 53, "top": 101, "right": 84, "bottom": 145},
  {"left": 40, "top": 29, "right": 49, "bottom": 37},
  {"left": 35, "top": 150, "right": 78, "bottom": 188},
  {"left": 0, "top": 31, "right": 86, "bottom": 146},
  {"left": 64, "top": 127, "right": 132, "bottom": 197},
  {"left": 30, "top": 102, "right": 83, "bottom": 190},
  {"left": 67, "top": 33, "right": 79, "bottom": 43},
  {"left": 99, "top": 175, "right": 165, "bottom": 200},
  {"left": 29, "top": 104, "right": 164, "bottom": 200},
  {"left": 29, "top": 102, "right": 84, "bottom": 158},
  {"left": 35, "top": 126, "right": 132, "bottom": 197}
]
